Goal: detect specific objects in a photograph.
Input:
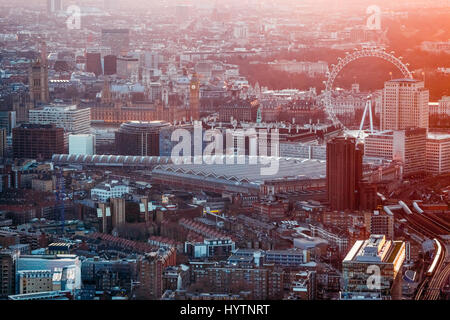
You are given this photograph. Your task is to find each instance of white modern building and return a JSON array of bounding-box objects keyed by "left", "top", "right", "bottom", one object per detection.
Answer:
[
  {"left": 426, "top": 133, "right": 450, "bottom": 175},
  {"left": 381, "top": 79, "right": 429, "bottom": 131},
  {"left": 69, "top": 134, "right": 96, "bottom": 155},
  {"left": 91, "top": 180, "right": 130, "bottom": 202},
  {"left": 29, "top": 104, "right": 91, "bottom": 134},
  {"left": 392, "top": 128, "right": 427, "bottom": 176},
  {"left": 364, "top": 128, "right": 427, "bottom": 176},
  {"left": 364, "top": 130, "right": 394, "bottom": 159}
]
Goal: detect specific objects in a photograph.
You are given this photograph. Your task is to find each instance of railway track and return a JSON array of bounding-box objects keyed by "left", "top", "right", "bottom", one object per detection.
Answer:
[
  {"left": 397, "top": 206, "right": 448, "bottom": 300},
  {"left": 424, "top": 262, "right": 450, "bottom": 300},
  {"left": 414, "top": 278, "right": 428, "bottom": 300}
]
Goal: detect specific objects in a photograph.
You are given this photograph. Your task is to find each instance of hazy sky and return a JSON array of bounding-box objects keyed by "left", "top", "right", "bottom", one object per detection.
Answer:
[{"left": 3, "top": 0, "right": 450, "bottom": 7}]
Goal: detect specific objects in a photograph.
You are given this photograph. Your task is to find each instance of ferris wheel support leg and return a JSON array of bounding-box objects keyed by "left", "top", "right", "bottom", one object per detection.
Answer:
[
  {"left": 368, "top": 100, "right": 374, "bottom": 134},
  {"left": 359, "top": 102, "right": 369, "bottom": 136}
]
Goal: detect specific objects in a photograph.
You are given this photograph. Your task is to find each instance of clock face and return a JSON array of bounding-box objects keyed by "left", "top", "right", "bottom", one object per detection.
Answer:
[{"left": 191, "top": 85, "right": 196, "bottom": 90}]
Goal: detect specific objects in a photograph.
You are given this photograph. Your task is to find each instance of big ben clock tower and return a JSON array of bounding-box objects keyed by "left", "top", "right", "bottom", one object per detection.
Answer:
[{"left": 189, "top": 73, "right": 200, "bottom": 121}]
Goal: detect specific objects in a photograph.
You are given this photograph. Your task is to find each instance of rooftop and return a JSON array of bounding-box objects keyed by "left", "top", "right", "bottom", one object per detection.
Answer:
[
  {"left": 387, "top": 78, "right": 421, "bottom": 83},
  {"left": 343, "top": 235, "right": 405, "bottom": 265},
  {"left": 153, "top": 156, "right": 326, "bottom": 186},
  {"left": 427, "top": 132, "right": 450, "bottom": 140}
]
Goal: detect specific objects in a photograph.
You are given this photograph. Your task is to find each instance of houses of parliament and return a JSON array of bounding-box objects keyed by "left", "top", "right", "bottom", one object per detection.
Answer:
[{"left": 91, "top": 73, "right": 201, "bottom": 124}]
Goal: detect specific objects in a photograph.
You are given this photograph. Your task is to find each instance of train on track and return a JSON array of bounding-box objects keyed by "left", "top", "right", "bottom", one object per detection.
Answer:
[{"left": 426, "top": 239, "right": 443, "bottom": 277}]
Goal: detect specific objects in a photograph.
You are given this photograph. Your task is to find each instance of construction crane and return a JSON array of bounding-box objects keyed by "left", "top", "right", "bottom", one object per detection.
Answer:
[{"left": 54, "top": 168, "right": 65, "bottom": 234}]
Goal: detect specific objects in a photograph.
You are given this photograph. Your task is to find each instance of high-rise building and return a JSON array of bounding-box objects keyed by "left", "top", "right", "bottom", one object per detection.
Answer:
[
  {"left": 364, "top": 130, "right": 394, "bottom": 160},
  {"left": 103, "top": 55, "right": 117, "bottom": 75},
  {"left": 358, "top": 182, "right": 378, "bottom": 211},
  {"left": 0, "top": 111, "right": 16, "bottom": 135},
  {"left": 101, "top": 29, "right": 130, "bottom": 57},
  {"left": 189, "top": 74, "right": 200, "bottom": 120},
  {"left": 136, "top": 248, "right": 177, "bottom": 300},
  {"left": 326, "top": 136, "right": 363, "bottom": 211},
  {"left": 86, "top": 52, "right": 103, "bottom": 77},
  {"left": 364, "top": 210, "right": 394, "bottom": 240},
  {"left": 381, "top": 79, "right": 429, "bottom": 131},
  {"left": 115, "top": 121, "right": 170, "bottom": 156},
  {"left": 29, "top": 104, "right": 91, "bottom": 135},
  {"left": 341, "top": 235, "right": 405, "bottom": 299},
  {"left": 0, "top": 128, "right": 6, "bottom": 158},
  {"left": 95, "top": 197, "right": 126, "bottom": 233},
  {"left": 116, "top": 55, "right": 139, "bottom": 79},
  {"left": 426, "top": 133, "right": 450, "bottom": 175},
  {"left": 12, "top": 124, "right": 65, "bottom": 160},
  {"left": 97, "top": 202, "right": 111, "bottom": 233},
  {"left": 437, "top": 96, "right": 450, "bottom": 115},
  {"left": 393, "top": 128, "right": 427, "bottom": 176},
  {"left": 364, "top": 128, "right": 427, "bottom": 176},
  {"left": 110, "top": 197, "right": 126, "bottom": 229},
  {"left": 69, "top": 134, "right": 96, "bottom": 155},
  {"left": 0, "top": 250, "right": 18, "bottom": 298}
]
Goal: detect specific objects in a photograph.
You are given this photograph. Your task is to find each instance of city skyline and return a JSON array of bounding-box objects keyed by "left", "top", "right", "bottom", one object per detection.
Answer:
[{"left": 0, "top": 0, "right": 448, "bottom": 309}]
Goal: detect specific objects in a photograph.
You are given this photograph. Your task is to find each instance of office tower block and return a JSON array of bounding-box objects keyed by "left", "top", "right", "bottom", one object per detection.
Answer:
[
  {"left": 86, "top": 52, "right": 102, "bottom": 76},
  {"left": 0, "top": 250, "right": 17, "bottom": 298},
  {"left": 110, "top": 197, "right": 126, "bottom": 229},
  {"left": 12, "top": 124, "right": 64, "bottom": 160},
  {"left": 326, "top": 136, "right": 363, "bottom": 211},
  {"left": 393, "top": 127, "right": 427, "bottom": 176},
  {"left": 364, "top": 210, "right": 394, "bottom": 239},
  {"left": 115, "top": 121, "right": 170, "bottom": 156},
  {"left": 29, "top": 104, "right": 91, "bottom": 135},
  {"left": 426, "top": 133, "right": 450, "bottom": 175},
  {"left": 103, "top": 55, "right": 117, "bottom": 75},
  {"left": 0, "top": 111, "right": 16, "bottom": 135},
  {"left": 136, "top": 248, "right": 177, "bottom": 300},
  {"left": 97, "top": 203, "right": 111, "bottom": 234},
  {"left": 69, "top": 134, "right": 96, "bottom": 155},
  {"left": 381, "top": 79, "right": 429, "bottom": 131},
  {"left": 358, "top": 182, "right": 378, "bottom": 211},
  {"left": 0, "top": 129, "right": 6, "bottom": 158},
  {"left": 364, "top": 128, "right": 427, "bottom": 176},
  {"left": 116, "top": 55, "right": 139, "bottom": 79}
]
